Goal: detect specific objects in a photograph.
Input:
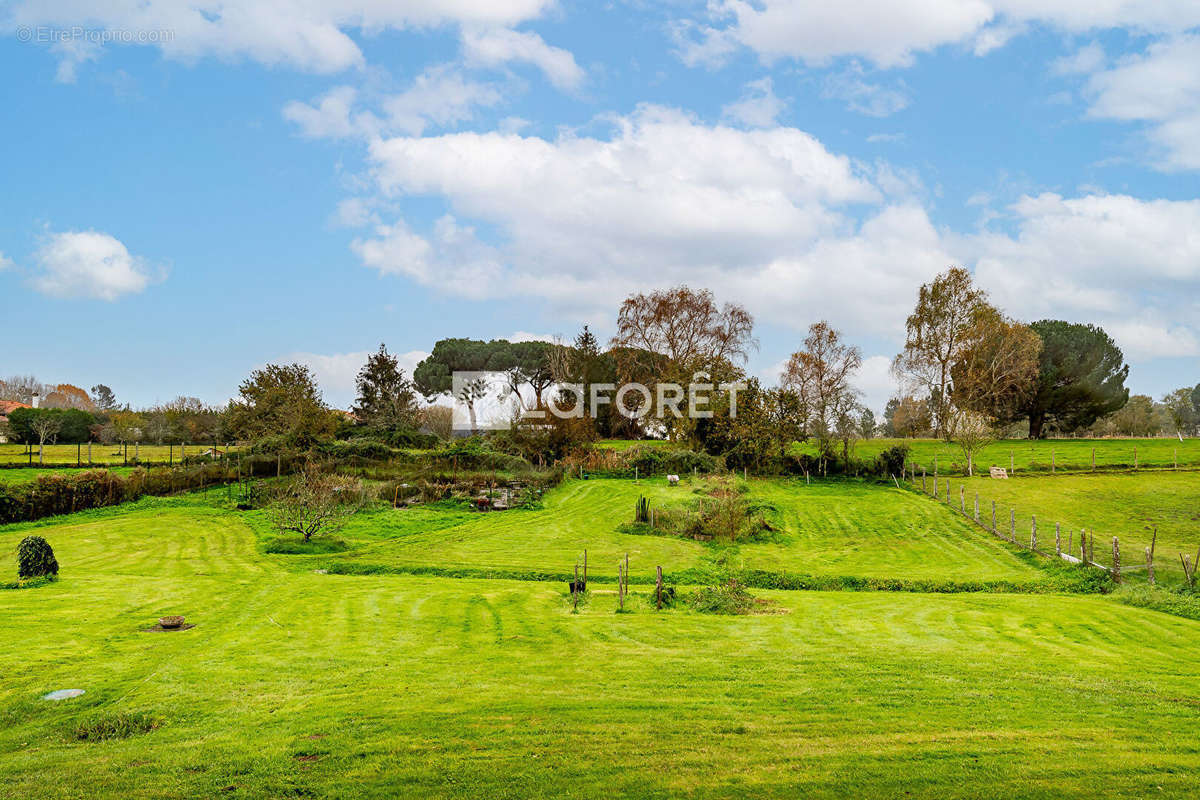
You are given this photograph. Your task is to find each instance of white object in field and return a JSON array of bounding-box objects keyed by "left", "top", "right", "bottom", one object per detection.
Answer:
[
  {"left": 667, "top": 474, "right": 679, "bottom": 485},
  {"left": 43, "top": 689, "right": 85, "bottom": 701},
  {"left": 989, "top": 467, "right": 1008, "bottom": 479}
]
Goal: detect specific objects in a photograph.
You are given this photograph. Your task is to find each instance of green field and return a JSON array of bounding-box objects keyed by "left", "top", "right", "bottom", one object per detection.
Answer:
[
  {"left": 308, "top": 477, "right": 1045, "bottom": 585},
  {"left": 0, "top": 443, "right": 234, "bottom": 466},
  {"left": 793, "top": 437, "right": 1200, "bottom": 474},
  {"left": 0, "top": 466, "right": 138, "bottom": 485},
  {"left": 936, "top": 471, "right": 1200, "bottom": 585},
  {"left": 3, "top": 475, "right": 1199, "bottom": 798}
]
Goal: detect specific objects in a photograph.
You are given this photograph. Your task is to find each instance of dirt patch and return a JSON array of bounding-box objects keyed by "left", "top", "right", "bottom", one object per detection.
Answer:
[{"left": 140, "top": 623, "right": 196, "bottom": 632}]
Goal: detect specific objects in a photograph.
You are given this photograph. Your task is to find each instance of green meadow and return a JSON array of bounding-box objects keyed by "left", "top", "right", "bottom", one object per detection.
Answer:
[
  {"left": 2, "top": 469, "right": 1199, "bottom": 798},
  {"left": 945, "top": 471, "right": 1200, "bottom": 584},
  {"left": 791, "top": 436, "right": 1200, "bottom": 474},
  {"left": 0, "top": 443, "right": 234, "bottom": 466}
]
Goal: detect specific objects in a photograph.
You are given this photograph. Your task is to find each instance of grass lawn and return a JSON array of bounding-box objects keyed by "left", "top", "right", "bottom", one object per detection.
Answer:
[
  {"left": 0, "top": 443, "right": 236, "bottom": 466},
  {"left": 297, "top": 477, "right": 1046, "bottom": 585},
  {"left": 941, "top": 471, "right": 1200, "bottom": 585},
  {"left": 791, "top": 437, "right": 1200, "bottom": 474},
  {"left": 0, "top": 466, "right": 137, "bottom": 485},
  {"left": 3, "top": 485, "right": 1197, "bottom": 798}
]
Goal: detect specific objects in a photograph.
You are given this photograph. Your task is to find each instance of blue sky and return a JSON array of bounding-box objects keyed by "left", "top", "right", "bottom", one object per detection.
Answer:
[{"left": 2, "top": 1, "right": 1199, "bottom": 413}]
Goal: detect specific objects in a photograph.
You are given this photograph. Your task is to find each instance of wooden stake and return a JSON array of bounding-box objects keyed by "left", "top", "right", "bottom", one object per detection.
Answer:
[
  {"left": 991, "top": 501, "right": 996, "bottom": 532},
  {"left": 1111, "top": 537, "right": 1120, "bottom": 581},
  {"left": 1010, "top": 509, "right": 1015, "bottom": 542},
  {"left": 656, "top": 566, "right": 663, "bottom": 610},
  {"left": 974, "top": 492, "right": 979, "bottom": 522},
  {"left": 1030, "top": 515, "right": 1037, "bottom": 551},
  {"left": 1146, "top": 546, "right": 1154, "bottom": 585},
  {"left": 1091, "top": 448, "right": 1095, "bottom": 471},
  {"left": 960, "top": 485, "right": 965, "bottom": 514},
  {"left": 1055, "top": 522, "right": 1061, "bottom": 556}
]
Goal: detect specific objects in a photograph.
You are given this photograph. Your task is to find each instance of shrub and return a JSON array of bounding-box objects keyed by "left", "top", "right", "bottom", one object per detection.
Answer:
[
  {"left": 17, "top": 536, "right": 58, "bottom": 579},
  {"left": 635, "top": 496, "right": 650, "bottom": 523},
  {"left": 686, "top": 581, "right": 759, "bottom": 614},
  {"left": 876, "top": 444, "right": 910, "bottom": 478}
]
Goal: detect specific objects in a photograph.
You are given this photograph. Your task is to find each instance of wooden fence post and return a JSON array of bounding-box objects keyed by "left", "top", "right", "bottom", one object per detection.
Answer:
[
  {"left": 1030, "top": 515, "right": 1037, "bottom": 551},
  {"left": 1055, "top": 523, "right": 1061, "bottom": 557},
  {"left": 991, "top": 501, "right": 997, "bottom": 533},
  {"left": 656, "top": 566, "right": 663, "bottom": 610},
  {"left": 974, "top": 493, "right": 979, "bottom": 522},
  {"left": 1080, "top": 531, "right": 1087, "bottom": 565},
  {"left": 922, "top": 469, "right": 926, "bottom": 492},
  {"left": 1091, "top": 448, "right": 1095, "bottom": 471},
  {"left": 945, "top": 482, "right": 950, "bottom": 504},
  {"left": 933, "top": 475, "right": 938, "bottom": 497},
  {"left": 1111, "top": 537, "right": 1120, "bottom": 581},
  {"left": 1145, "top": 547, "right": 1154, "bottom": 585},
  {"left": 960, "top": 485, "right": 965, "bottom": 514},
  {"left": 1134, "top": 446, "right": 1138, "bottom": 470},
  {"left": 1009, "top": 509, "right": 1015, "bottom": 542},
  {"left": 1010, "top": 450, "right": 1014, "bottom": 474},
  {"left": 1051, "top": 447, "right": 1055, "bottom": 473}
]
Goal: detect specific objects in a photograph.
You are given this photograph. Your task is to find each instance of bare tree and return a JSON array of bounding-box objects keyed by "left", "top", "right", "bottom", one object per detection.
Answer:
[
  {"left": 30, "top": 414, "right": 62, "bottom": 465},
  {"left": 613, "top": 286, "right": 756, "bottom": 373},
  {"left": 893, "top": 267, "right": 988, "bottom": 437},
  {"left": 947, "top": 409, "right": 998, "bottom": 477},
  {"left": 783, "top": 321, "right": 862, "bottom": 458},
  {"left": 267, "top": 463, "right": 364, "bottom": 542}
]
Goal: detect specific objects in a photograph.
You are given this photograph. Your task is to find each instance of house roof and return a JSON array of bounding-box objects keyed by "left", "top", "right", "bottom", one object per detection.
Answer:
[{"left": 0, "top": 401, "right": 31, "bottom": 415}]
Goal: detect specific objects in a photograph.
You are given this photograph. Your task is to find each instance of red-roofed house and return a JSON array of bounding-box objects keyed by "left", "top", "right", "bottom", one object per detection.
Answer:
[{"left": 0, "top": 400, "right": 31, "bottom": 443}]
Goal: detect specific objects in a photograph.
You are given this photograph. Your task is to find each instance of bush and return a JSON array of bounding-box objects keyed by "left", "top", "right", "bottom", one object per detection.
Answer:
[
  {"left": 686, "top": 581, "right": 759, "bottom": 614},
  {"left": 875, "top": 444, "right": 910, "bottom": 478},
  {"left": 17, "top": 536, "right": 58, "bottom": 578}
]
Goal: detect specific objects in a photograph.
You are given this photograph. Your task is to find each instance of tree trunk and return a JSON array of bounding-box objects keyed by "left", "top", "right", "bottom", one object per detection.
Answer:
[{"left": 1028, "top": 411, "right": 1045, "bottom": 440}]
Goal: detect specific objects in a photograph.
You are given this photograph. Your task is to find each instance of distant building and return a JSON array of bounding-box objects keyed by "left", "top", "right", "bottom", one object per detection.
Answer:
[{"left": 0, "top": 400, "right": 32, "bottom": 443}]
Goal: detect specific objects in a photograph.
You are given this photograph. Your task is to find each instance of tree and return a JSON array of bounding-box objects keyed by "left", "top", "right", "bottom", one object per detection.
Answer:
[
  {"left": 611, "top": 286, "right": 755, "bottom": 440},
  {"left": 893, "top": 267, "right": 988, "bottom": 437},
  {"left": 949, "top": 307, "right": 1041, "bottom": 424},
  {"left": 42, "top": 384, "right": 95, "bottom": 411},
  {"left": 0, "top": 375, "right": 47, "bottom": 405},
  {"left": 227, "top": 363, "right": 336, "bottom": 447},
  {"left": 501, "top": 341, "right": 555, "bottom": 410},
  {"left": 353, "top": 344, "right": 420, "bottom": 431},
  {"left": 857, "top": 407, "right": 876, "bottom": 440},
  {"left": 29, "top": 414, "right": 62, "bottom": 464},
  {"left": 419, "top": 405, "right": 453, "bottom": 440},
  {"left": 783, "top": 321, "right": 862, "bottom": 448},
  {"left": 612, "top": 286, "right": 756, "bottom": 374},
  {"left": 6, "top": 407, "right": 94, "bottom": 445},
  {"left": 267, "top": 463, "right": 363, "bottom": 542},
  {"left": 90, "top": 384, "right": 118, "bottom": 412},
  {"left": 414, "top": 339, "right": 510, "bottom": 434},
  {"left": 892, "top": 395, "right": 932, "bottom": 438},
  {"left": 1162, "top": 387, "right": 1198, "bottom": 436},
  {"left": 1017, "top": 321, "right": 1129, "bottom": 438},
  {"left": 1105, "top": 394, "right": 1158, "bottom": 437},
  {"left": 947, "top": 409, "right": 998, "bottom": 476},
  {"left": 1192, "top": 383, "right": 1200, "bottom": 419},
  {"left": 880, "top": 398, "right": 901, "bottom": 437},
  {"left": 17, "top": 535, "right": 58, "bottom": 579}
]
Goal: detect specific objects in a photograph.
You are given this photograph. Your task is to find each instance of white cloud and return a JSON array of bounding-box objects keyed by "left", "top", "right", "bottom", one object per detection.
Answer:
[
  {"left": 5, "top": 0, "right": 556, "bottom": 76},
  {"left": 31, "top": 230, "right": 156, "bottom": 300},
  {"left": 1051, "top": 41, "right": 1105, "bottom": 75},
  {"left": 283, "top": 86, "right": 369, "bottom": 139},
  {"left": 721, "top": 77, "right": 786, "bottom": 127},
  {"left": 0, "top": 251, "right": 12, "bottom": 271},
  {"left": 1084, "top": 34, "right": 1200, "bottom": 170},
  {"left": 1104, "top": 321, "right": 1200, "bottom": 361},
  {"left": 678, "top": 1, "right": 1200, "bottom": 69},
  {"left": 866, "top": 132, "right": 904, "bottom": 143},
  {"left": 352, "top": 106, "right": 970, "bottom": 336},
  {"left": 852, "top": 355, "right": 899, "bottom": 415},
  {"left": 284, "top": 67, "right": 502, "bottom": 140},
  {"left": 822, "top": 65, "right": 909, "bottom": 117},
  {"left": 461, "top": 27, "right": 584, "bottom": 90},
  {"left": 283, "top": 348, "right": 429, "bottom": 409},
  {"left": 507, "top": 331, "right": 556, "bottom": 343}
]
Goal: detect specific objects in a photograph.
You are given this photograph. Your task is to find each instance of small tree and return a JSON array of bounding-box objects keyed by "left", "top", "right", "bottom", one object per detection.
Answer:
[
  {"left": 947, "top": 409, "right": 997, "bottom": 476},
  {"left": 267, "top": 463, "right": 363, "bottom": 542},
  {"left": 18, "top": 536, "right": 59, "bottom": 578},
  {"left": 29, "top": 414, "right": 62, "bottom": 465}
]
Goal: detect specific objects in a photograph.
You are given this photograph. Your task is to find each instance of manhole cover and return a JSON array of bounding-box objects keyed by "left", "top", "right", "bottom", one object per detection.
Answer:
[{"left": 43, "top": 689, "right": 85, "bottom": 701}]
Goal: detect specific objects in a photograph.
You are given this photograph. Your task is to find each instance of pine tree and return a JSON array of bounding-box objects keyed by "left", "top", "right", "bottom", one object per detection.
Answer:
[{"left": 353, "top": 344, "right": 419, "bottom": 431}]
